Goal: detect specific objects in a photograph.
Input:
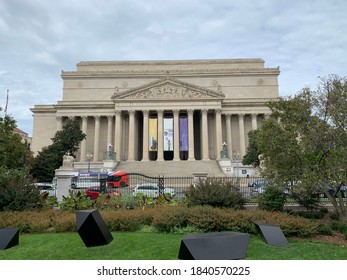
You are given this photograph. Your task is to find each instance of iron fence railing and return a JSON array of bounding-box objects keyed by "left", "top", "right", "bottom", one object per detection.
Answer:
[{"left": 69, "top": 174, "right": 338, "bottom": 205}]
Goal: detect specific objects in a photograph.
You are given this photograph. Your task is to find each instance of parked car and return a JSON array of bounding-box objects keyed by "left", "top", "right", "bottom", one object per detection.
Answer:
[
  {"left": 248, "top": 179, "right": 268, "bottom": 188},
  {"left": 85, "top": 186, "right": 121, "bottom": 200},
  {"left": 71, "top": 178, "right": 100, "bottom": 189},
  {"left": 132, "top": 183, "right": 176, "bottom": 197},
  {"left": 318, "top": 185, "right": 346, "bottom": 198},
  {"left": 250, "top": 185, "right": 266, "bottom": 196},
  {"left": 34, "top": 182, "right": 56, "bottom": 197},
  {"left": 248, "top": 179, "right": 270, "bottom": 197}
]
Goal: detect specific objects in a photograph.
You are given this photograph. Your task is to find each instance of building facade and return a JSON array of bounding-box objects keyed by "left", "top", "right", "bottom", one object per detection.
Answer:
[{"left": 31, "top": 58, "right": 279, "bottom": 173}]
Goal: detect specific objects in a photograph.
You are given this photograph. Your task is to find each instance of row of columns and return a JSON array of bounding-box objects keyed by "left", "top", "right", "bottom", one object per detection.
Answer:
[
  {"left": 57, "top": 112, "right": 269, "bottom": 162},
  {"left": 138, "top": 110, "right": 196, "bottom": 161}
]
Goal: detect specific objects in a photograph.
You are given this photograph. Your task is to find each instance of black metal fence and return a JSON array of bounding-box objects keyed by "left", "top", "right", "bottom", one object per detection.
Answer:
[{"left": 70, "top": 174, "right": 335, "bottom": 205}]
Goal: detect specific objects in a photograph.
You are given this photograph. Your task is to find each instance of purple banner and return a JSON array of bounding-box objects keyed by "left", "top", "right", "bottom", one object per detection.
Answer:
[{"left": 179, "top": 117, "right": 188, "bottom": 151}]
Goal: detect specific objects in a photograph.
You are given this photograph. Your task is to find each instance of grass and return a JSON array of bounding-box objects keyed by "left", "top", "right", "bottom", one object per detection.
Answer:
[{"left": 0, "top": 231, "right": 346, "bottom": 260}]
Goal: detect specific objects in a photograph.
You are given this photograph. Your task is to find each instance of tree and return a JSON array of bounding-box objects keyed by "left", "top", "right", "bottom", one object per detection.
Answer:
[
  {"left": 242, "top": 130, "right": 260, "bottom": 167},
  {"left": 0, "top": 113, "right": 32, "bottom": 171},
  {"left": 0, "top": 111, "right": 38, "bottom": 211},
  {"left": 31, "top": 118, "right": 86, "bottom": 182},
  {"left": 256, "top": 75, "right": 347, "bottom": 220}
]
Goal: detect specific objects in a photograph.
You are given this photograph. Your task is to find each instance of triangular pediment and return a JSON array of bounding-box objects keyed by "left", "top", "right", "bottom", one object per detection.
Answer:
[{"left": 111, "top": 76, "right": 225, "bottom": 101}]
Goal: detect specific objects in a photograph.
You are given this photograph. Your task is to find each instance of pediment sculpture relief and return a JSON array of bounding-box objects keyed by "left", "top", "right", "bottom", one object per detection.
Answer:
[
  {"left": 112, "top": 77, "right": 224, "bottom": 101},
  {"left": 129, "top": 83, "right": 210, "bottom": 99}
]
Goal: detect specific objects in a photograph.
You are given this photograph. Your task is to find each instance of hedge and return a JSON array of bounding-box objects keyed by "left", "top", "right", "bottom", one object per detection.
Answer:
[{"left": 0, "top": 206, "right": 323, "bottom": 237}]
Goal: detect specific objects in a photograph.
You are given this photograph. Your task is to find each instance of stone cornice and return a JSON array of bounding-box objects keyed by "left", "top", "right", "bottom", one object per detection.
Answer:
[
  {"left": 54, "top": 102, "right": 114, "bottom": 110},
  {"left": 77, "top": 58, "right": 265, "bottom": 66},
  {"left": 30, "top": 105, "right": 56, "bottom": 113},
  {"left": 61, "top": 67, "right": 280, "bottom": 79}
]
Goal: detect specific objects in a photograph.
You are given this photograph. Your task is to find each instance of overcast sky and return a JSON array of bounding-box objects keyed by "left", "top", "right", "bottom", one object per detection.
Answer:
[{"left": 1, "top": 0, "right": 346, "bottom": 136}]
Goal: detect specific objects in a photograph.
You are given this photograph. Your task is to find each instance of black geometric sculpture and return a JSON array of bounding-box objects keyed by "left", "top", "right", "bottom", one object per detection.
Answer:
[
  {"left": 254, "top": 222, "right": 289, "bottom": 247},
  {"left": 0, "top": 228, "right": 19, "bottom": 250},
  {"left": 76, "top": 209, "right": 113, "bottom": 247},
  {"left": 178, "top": 231, "right": 250, "bottom": 260}
]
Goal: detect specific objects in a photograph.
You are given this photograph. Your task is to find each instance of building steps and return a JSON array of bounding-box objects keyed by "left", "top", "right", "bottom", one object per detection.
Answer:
[{"left": 115, "top": 160, "right": 226, "bottom": 177}]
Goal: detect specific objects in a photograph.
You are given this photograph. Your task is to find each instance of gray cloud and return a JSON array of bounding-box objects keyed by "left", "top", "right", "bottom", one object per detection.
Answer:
[{"left": 1, "top": 0, "right": 346, "bottom": 136}]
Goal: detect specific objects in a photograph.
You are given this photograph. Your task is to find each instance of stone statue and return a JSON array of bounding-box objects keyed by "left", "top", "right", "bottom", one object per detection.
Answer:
[{"left": 62, "top": 152, "right": 75, "bottom": 167}]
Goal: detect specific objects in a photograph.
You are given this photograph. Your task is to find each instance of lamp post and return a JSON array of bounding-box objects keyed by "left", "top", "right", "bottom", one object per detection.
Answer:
[
  {"left": 86, "top": 153, "right": 93, "bottom": 172},
  {"left": 221, "top": 142, "right": 227, "bottom": 159},
  {"left": 234, "top": 152, "right": 240, "bottom": 187},
  {"left": 234, "top": 152, "right": 240, "bottom": 177}
]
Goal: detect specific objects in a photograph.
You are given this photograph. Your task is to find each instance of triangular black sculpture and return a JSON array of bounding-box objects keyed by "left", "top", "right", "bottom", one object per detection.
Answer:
[
  {"left": 0, "top": 228, "right": 19, "bottom": 250},
  {"left": 254, "top": 222, "right": 289, "bottom": 247},
  {"left": 178, "top": 231, "right": 250, "bottom": 260},
  {"left": 76, "top": 209, "right": 113, "bottom": 247}
]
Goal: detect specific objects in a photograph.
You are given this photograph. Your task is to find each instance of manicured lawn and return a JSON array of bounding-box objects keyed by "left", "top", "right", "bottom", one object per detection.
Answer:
[{"left": 0, "top": 231, "right": 346, "bottom": 260}]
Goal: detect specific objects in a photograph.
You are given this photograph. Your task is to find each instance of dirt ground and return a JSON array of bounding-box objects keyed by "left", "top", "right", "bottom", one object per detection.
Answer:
[
  {"left": 292, "top": 231, "right": 347, "bottom": 247},
  {"left": 292, "top": 211, "right": 347, "bottom": 247}
]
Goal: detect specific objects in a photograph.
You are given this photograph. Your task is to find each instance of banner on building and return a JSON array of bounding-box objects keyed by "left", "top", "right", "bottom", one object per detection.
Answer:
[
  {"left": 149, "top": 118, "right": 158, "bottom": 151},
  {"left": 179, "top": 117, "right": 188, "bottom": 151},
  {"left": 163, "top": 118, "right": 173, "bottom": 151}
]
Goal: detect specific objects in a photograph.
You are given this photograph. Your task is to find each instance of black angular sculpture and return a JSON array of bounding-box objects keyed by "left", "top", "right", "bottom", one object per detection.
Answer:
[
  {"left": 254, "top": 222, "right": 289, "bottom": 247},
  {"left": 76, "top": 209, "right": 113, "bottom": 247},
  {"left": 0, "top": 228, "right": 19, "bottom": 250},
  {"left": 178, "top": 231, "right": 250, "bottom": 260}
]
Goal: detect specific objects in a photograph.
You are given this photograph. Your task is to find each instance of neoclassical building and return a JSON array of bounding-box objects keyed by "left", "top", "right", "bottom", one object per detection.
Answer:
[{"left": 31, "top": 58, "right": 279, "bottom": 175}]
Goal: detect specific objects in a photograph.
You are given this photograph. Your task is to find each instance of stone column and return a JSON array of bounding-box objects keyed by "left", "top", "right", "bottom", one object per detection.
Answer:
[
  {"left": 142, "top": 110, "right": 149, "bottom": 161},
  {"left": 215, "top": 109, "right": 222, "bottom": 160},
  {"left": 56, "top": 116, "right": 63, "bottom": 131},
  {"left": 225, "top": 114, "right": 232, "bottom": 159},
  {"left": 201, "top": 109, "right": 209, "bottom": 160},
  {"left": 157, "top": 110, "right": 164, "bottom": 161},
  {"left": 80, "top": 116, "right": 88, "bottom": 161},
  {"left": 114, "top": 111, "right": 122, "bottom": 161},
  {"left": 238, "top": 114, "right": 246, "bottom": 157},
  {"left": 128, "top": 110, "right": 135, "bottom": 161},
  {"left": 93, "top": 116, "right": 100, "bottom": 162},
  {"left": 173, "top": 110, "right": 180, "bottom": 161},
  {"left": 251, "top": 113, "right": 258, "bottom": 130},
  {"left": 106, "top": 116, "right": 113, "bottom": 154},
  {"left": 188, "top": 109, "right": 195, "bottom": 160}
]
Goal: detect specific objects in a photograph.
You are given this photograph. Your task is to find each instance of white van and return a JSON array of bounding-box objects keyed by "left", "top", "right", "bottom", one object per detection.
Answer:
[{"left": 34, "top": 182, "right": 57, "bottom": 197}]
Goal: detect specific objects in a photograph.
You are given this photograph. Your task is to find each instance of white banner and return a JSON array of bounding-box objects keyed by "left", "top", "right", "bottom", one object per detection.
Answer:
[{"left": 164, "top": 118, "right": 173, "bottom": 151}]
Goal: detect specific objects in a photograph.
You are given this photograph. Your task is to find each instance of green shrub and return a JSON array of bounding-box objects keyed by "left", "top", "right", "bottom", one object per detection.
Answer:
[
  {"left": 319, "top": 207, "right": 329, "bottom": 214},
  {"left": 317, "top": 224, "right": 333, "bottom": 236},
  {"left": 116, "top": 193, "right": 137, "bottom": 209},
  {"left": 40, "top": 195, "right": 59, "bottom": 209},
  {"left": 258, "top": 186, "right": 286, "bottom": 212},
  {"left": 0, "top": 181, "right": 41, "bottom": 211},
  {"left": 216, "top": 210, "right": 258, "bottom": 233},
  {"left": 0, "top": 205, "right": 323, "bottom": 237},
  {"left": 0, "top": 210, "right": 52, "bottom": 233},
  {"left": 185, "top": 179, "right": 245, "bottom": 209},
  {"left": 59, "top": 190, "right": 94, "bottom": 212},
  {"left": 289, "top": 184, "right": 321, "bottom": 211},
  {"left": 152, "top": 207, "right": 188, "bottom": 232},
  {"left": 329, "top": 211, "right": 341, "bottom": 221},
  {"left": 50, "top": 211, "right": 76, "bottom": 232},
  {"left": 294, "top": 210, "right": 325, "bottom": 219},
  {"left": 187, "top": 205, "right": 220, "bottom": 232},
  {"left": 102, "top": 209, "right": 153, "bottom": 232},
  {"left": 330, "top": 221, "right": 347, "bottom": 240}
]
